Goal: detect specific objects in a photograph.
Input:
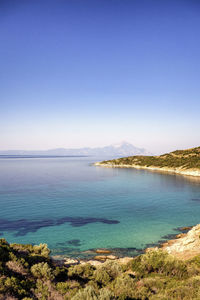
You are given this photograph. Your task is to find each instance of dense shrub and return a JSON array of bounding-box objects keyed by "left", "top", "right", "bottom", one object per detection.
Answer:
[
  {"left": 93, "top": 268, "right": 111, "bottom": 286},
  {"left": 71, "top": 285, "right": 98, "bottom": 300},
  {"left": 111, "top": 273, "right": 136, "bottom": 299},
  {"left": 0, "top": 238, "right": 10, "bottom": 262},
  {"left": 33, "top": 279, "right": 50, "bottom": 300},
  {"left": 132, "top": 250, "right": 188, "bottom": 278},
  {"left": 98, "top": 287, "right": 115, "bottom": 300},
  {"left": 93, "top": 261, "right": 122, "bottom": 287},
  {"left": 0, "top": 276, "right": 28, "bottom": 298},
  {"left": 2, "top": 238, "right": 200, "bottom": 299},
  {"left": 56, "top": 280, "right": 80, "bottom": 295},
  {"left": 68, "top": 263, "right": 95, "bottom": 279},
  {"left": 31, "top": 262, "right": 54, "bottom": 280},
  {"left": 32, "top": 244, "right": 50, "bottom": 258}
]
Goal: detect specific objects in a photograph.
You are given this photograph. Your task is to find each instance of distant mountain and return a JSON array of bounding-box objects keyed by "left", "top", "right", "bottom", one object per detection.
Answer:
[{"left": 0, "top": 142, "right": 152, "bottom": 157}]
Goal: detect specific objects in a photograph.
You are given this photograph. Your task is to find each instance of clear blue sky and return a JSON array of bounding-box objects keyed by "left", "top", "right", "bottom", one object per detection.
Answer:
[{"left": 0, "top": 0, "right": 200, "bottom": 154}]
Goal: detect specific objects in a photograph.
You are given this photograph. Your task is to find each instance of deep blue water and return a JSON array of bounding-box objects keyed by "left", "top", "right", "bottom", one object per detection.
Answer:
[{"left": 0, "top": 156, "right": 200, "bottom": 258}]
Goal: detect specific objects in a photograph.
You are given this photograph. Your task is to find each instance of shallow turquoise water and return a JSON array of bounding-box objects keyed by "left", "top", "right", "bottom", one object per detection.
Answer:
[{"left": 0, "top": 156, "right": 200, "bottom": 258}]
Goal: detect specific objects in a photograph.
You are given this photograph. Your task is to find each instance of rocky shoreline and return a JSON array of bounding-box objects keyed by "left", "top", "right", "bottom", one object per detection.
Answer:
[
  {"left": 94, "top": 162, "right": 200, "bottom": 178},
  {"left": 52, "top": 224, "right": 200, "bottom": 268},
  {"left": 52, "top": 248, "right": 133, "bottom": 268},
  {"left": 161, "top": 224, "right": 200, "bottom": 260}
]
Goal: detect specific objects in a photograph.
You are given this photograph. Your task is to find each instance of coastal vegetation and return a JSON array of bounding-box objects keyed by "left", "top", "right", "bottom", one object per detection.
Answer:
[
  {"left": 98, "top": 146, "right": 200, "bottom": 171},
  {"left": 2, "top": 238, "right": 200, "bottom": 299}
]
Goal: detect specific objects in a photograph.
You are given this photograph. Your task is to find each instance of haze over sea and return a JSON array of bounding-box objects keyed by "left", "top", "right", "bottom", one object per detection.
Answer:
[{"left": 0, "top": 156, "right": 200, "bottom": 258}]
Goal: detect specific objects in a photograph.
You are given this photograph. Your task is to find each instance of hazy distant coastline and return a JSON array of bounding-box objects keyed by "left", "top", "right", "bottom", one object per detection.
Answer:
[{"left": 0, "top": 142, "right": 152, "bottom": 158}]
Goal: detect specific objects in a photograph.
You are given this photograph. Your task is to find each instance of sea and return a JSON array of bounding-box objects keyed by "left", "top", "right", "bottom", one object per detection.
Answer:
[{"left": 0, "top": 155, "right": 200, "bottom": 259}]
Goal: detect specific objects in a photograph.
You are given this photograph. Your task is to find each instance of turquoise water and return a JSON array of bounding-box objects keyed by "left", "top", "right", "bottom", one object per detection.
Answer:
[{"left": 0, "top": 156, "right": 200, "bottom": 258}]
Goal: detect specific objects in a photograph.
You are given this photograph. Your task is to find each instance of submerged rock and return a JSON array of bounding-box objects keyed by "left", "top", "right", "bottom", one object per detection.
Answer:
[
  {"left": 175, "top": 226, "right": 193, "bottom": 232},
  {"left": 95, "top": 249, "right": 112, "bottom": 254}
]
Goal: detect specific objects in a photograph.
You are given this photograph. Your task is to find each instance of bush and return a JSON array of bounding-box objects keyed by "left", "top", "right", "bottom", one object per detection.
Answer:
[
  {"left": 93, "top": 261, "right": 122, "bottom": 286},
  {"left": 3, "top": 237, "right": 200, "bottom": 300},
  {"left": 132, "top": 250, "right": 188, "bottom": 278},
  {"left": 71, "top": 286, "right": 98, "bottom": 300},
  {"left": 0, "top": 238, "right": 10, "bottom": 262},
  {"left": 111, "top": 273, "right": 136, "bottom": 299},
  {"left": 68, "top": 263, "right": 95, "bottom": 279},
  {"left": 31, "top": 262, "right": 54, "bottom": 280},
  {"left": 0, "top": 276, "right": 27, "bottom": 298},
  {"left": 98, "top": 287, "right": 115, "bottom": 300},
  {"left": 32, "top": 244, "right": 50, "bottom": 258},
  {"left": 33, "top": 279, "right": 50, "bottom": 300},
  {"left": 56, "top": 280, "right": 80, "bottom": 294},
  {"left": 93, "top": 268, "right": 111, "bottom": 286}
]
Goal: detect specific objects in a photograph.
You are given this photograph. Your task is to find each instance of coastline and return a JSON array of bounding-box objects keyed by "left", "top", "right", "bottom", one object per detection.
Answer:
[
  {"left": 50, "top": 160, "right": 200, "bottom": 266},
  {"left": 94, "top": 162, "right": 200, "bottom": 178},
  {"left": 52, "top": 224, "right": 200, "bottom": 267}
]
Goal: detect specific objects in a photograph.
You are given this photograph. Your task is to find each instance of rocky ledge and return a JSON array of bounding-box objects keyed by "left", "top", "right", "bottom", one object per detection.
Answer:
[{"left": 160, "top": 224, "right": 200, "bottom": 260}]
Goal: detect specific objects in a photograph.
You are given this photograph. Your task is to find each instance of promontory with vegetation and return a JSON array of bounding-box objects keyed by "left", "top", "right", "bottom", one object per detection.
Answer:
[
  {"left": 95, "top": 146, "right": 200, "bottom": 177},
  {"left": 2, "top": 225, "right": 200, "bottom": 299}
]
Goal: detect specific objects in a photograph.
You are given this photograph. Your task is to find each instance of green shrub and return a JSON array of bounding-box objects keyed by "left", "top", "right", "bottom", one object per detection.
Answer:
[
  {"left": 32, "top": 244, "right": 50, "bottom": 258},
  {"left": 111, "top": 273, "right": 136, "bottom": 299},
  {"left": 98, "top": 287, "right": 115, "bottom": 300},
  {"left": 33, "top": 279, "right": 50, "bottom": 300},
  {"left": 71, "top": 285, "right": 98, "bottom": 300},
  {"left": 0, "top": 276, "right": 27, "bottom": 298},
  {"left": 56, "top": 280, "right": 80, "bottom": 294},
  {"left": 132, "top": 250, "right": 188, "bottom": 278},
  {"left": 3, "top": 237, "right": 200, "bottom": 300},
  {"left": 93, "top": 268, "right": 111, "bottom": 286},
  {"left": 103, "top": 261, "right": 122, "bottom": 278},
  {"left": 31, "top": 262, "right": 54, "bottom": 280},
  {"left": 93, "top": 261, "right": 122, "bottom": 286},
  {"left": 166, "top": 285, "right": 193, "bottom": 299},
  {"left": 68, "top": 263, "right": 95, "bottom": 279}
]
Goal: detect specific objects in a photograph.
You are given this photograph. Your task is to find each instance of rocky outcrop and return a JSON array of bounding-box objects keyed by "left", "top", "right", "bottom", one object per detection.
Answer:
[
  {"left": 162, "top": 224, "right": 200, "bottom": 260},
  {"left": 95, "top": 249, "right": 112, "bottom": 254},
  {"left": 93, "top": 254, "right": 118, "bottom": 261}
]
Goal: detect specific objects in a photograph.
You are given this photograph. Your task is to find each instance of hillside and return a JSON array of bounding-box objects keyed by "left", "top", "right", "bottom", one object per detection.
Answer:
[
  {"left": 2, "top": 235, "right": 200, "bottom": 299},
  {"left": 95, "top": 146, "right": 200, "bottom": 177}
]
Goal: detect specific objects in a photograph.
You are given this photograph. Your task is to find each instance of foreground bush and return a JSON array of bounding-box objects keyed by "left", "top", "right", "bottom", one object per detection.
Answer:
[
  {"left": 132, "top": 249, "right": 188, "bottom": 278},
  {"left": 31, "top": 262, "right": 54, "bottom": 280},
  {"left": 2, "top": 239, "right": 200, "bottom": 299}
]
